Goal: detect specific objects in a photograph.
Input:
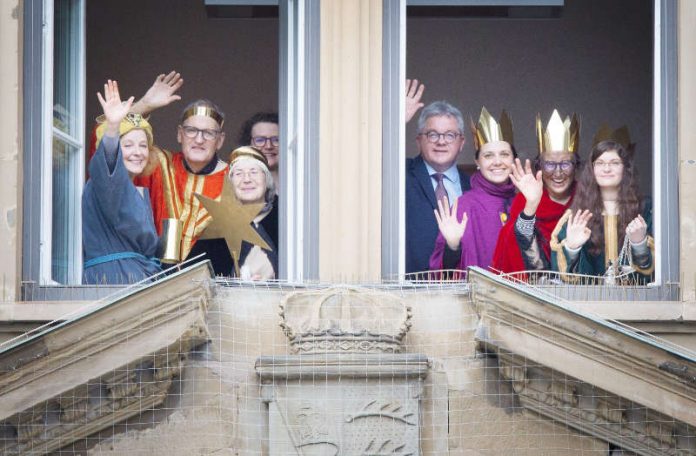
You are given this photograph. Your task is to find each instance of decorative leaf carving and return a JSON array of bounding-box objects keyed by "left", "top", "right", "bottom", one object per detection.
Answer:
[{"left": 346, "top": 400, "right": 416, "bottom": 426}]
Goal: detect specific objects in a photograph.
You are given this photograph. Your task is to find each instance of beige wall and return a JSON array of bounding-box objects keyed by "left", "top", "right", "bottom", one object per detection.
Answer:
[
  {"left": 319, "top": 0, "right": 382, "bottom": 281},
  {"left": 679, "top": 0, "right": 696, "bottom": 301},
  {"left": 0, "top": 1, "right": 21, "bottom": 303}
]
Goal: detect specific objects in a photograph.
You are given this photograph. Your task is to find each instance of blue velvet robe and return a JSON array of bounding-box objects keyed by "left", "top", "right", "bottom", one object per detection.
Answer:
[{"left": 82, "top": 135, "right": 161, "bottom": 284}]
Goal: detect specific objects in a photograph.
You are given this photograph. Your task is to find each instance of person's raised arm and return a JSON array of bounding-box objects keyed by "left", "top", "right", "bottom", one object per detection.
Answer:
[
  {"left": 97, "top": 80, "right": 134, "bottom": 169},
  {"left": 564, "top": 209, "right": 593, "bottom": 250},
  {"left": 434, "top": 196, "right": 468, "bottom": 251},
  {"left": 405, "top": 78, "right": 425, "bottom": 123},
  {"left": 130, "top": 71, "right": 183, "bottom": 116},
  {"left": 509, "top": 158, "right": 543, "bottom": 217},
  {"left": 98, "top": 80, "right": 133, "bottom": 132}
]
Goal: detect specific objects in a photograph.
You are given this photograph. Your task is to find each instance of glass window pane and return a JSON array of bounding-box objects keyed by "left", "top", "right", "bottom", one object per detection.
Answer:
[
  {"left": 51, "top": 138, "right": 80, "bottom": 284},
  {"left": 53, "top": 0, "right": 81, "bottom": 137}
]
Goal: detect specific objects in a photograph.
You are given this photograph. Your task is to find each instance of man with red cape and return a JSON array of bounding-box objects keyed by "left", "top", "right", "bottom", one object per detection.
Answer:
[{"left": 491, "top": 110, "right": 580, "bottom": 276}]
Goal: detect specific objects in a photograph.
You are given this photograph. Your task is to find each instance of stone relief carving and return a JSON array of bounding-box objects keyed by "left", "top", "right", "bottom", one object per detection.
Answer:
[
  {"left": 279, "top": 286, "right": 412, "bottom": 354},
  {"left": 293, "top": 403, "right": 339, "bottom": 453},
  {"left": 2, "top": 348, "right": 188, "bottom": 455},
  {"left": 346, "top": 399, "right": 417, "bottom": 426},
  {"left": 495, "top": 352, "right": 694, "bottom": 456},
  {"left": 259, "top": 286, "right": 425, "bottom": 455},
  {"left": 361, "top": 438, "right": 415, "bottom": 455}
]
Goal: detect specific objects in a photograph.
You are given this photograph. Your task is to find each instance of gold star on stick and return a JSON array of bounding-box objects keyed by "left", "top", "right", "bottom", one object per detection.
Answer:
[{"left": 195, "top": 179, "right": 271, "bottom": 276}]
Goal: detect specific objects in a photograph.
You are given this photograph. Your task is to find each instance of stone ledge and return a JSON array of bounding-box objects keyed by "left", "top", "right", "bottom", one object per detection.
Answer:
[
  {"left": 256, "top": 353, "right": 430, "bottom": 380},
  {"left": 0, "top": 262, "right": 214, "bottom": 455},
  {"left": 469, "top": 267, "right": 696, "bottom": 455}
]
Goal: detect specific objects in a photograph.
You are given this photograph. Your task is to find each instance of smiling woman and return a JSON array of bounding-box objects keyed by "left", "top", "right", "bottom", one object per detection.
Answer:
[
  {"left": 429, "top": 107, "right": 517, "bottom": 276},
  {"left": 227, "top": 146, "right": 278, "bottom": 280},
  {"left": 82, "top": 80, "right": 162, "bottom": 284},
  {"left": 491, "top": 109, "right": 579, "bottom": 275},
  {"left": 550, "top": 128, "right": 654, "bottom": 284}
]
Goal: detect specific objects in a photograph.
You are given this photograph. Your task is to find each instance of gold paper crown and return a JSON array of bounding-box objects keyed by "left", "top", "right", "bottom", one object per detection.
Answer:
[
  {"left": 94, "top": 113, "right": 154, "bottom": 148},
  {"left": 470, "top": 107, "right": 514, "bottom": 151},
  {"left": 183, "top": 105, "right": 224, "bottom": 127},
  {"left": 228, "top": 145, "right": 269, "bottom": 169},
  {"left": 591, "top": 124, "right": 631, "bottom": 149},
  {"left": 536, "top": 109, "right": 580, "bottom": 154}
]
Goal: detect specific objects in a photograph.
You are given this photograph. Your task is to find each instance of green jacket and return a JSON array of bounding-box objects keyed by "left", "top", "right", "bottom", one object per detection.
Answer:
[{"left": 550, "top": 198, "right": 653, "bottom": 284}]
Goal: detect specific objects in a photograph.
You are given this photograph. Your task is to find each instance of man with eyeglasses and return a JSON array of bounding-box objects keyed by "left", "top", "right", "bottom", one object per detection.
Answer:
[
  {"left": 237, "top": 112, "right": 280, "bottom": 248},
  {"left": 406, "top": 100, "right": 471, "bottom": 275},
  {"left": 129, "top": 72, "right": 230, "bottom": 264}
]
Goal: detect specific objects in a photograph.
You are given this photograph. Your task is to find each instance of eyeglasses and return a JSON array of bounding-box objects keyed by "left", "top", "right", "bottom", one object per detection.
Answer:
[
  {"left": 230, "top": 168, "right": 263, "bottom": 179},
  {"left": 420, "top": 131, "right": 461, "bottom": 144},
  {"left": 180, "top": 125, "right": 221, "bottom": 141},
  {"left": 593, "top": 159, "right": 623, "bottom": 169},
  {"left": 540, "top": 160, "right": 575, "bottom": 174},
  {"left": 251, "top": 136, "right": 280, "bottom": 148}
]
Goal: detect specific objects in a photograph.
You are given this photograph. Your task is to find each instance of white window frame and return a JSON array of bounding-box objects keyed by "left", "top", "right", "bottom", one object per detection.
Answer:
[
  {"left": 39, "top": 0, "right": 86, "bottom": 286},
  {"left": 383, "top": 0, "right": 679, "bottom": 299},
  {"left": 23, "top": 0, "right": 319, "bottom": 298}
]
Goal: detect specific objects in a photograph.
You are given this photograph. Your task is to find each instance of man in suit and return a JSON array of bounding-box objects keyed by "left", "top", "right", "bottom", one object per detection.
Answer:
[{"left": 406, "top": 100, "right": 471, "bottom": 274}]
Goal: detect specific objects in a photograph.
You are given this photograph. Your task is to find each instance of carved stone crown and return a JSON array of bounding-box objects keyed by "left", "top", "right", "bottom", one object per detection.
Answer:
[{"left": 279, "top": 287, "right": 412, "bottom": 354}]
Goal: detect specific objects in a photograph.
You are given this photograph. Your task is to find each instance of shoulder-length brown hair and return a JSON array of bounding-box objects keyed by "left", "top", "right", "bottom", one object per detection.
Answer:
[{"left": 570, "top": 140, "right": 641, "bottom": 255}]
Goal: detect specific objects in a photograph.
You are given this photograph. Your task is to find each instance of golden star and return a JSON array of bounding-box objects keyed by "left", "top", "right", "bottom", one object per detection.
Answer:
[{"left": 195, "top": 179, "right": 271, "bottom": 275}]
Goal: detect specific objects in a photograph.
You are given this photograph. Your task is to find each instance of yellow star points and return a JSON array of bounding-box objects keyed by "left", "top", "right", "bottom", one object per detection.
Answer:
[{"left": 194, "top": 179, "right": 271, "bottom": 275}]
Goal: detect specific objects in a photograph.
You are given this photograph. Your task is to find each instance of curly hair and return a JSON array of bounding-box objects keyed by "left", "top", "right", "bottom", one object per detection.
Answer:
[
  {"left": 570, "top": 140, "right": 641, "bottom": 256},
  {"left": 237, "top": 112, "right": 279, "bottom": 147}
]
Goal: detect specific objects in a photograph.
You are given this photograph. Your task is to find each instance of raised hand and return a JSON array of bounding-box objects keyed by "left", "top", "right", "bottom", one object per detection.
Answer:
[
  {"left": 626, "top": 214, "right": 648, "bottom": 244},
  {"left": 509, "top": 158, "right": 543, "bottom": 216},
  {"left": 434, "top": 196, "right": 468, "bottom": 251},
  {"left": 97, "top": 80, "right": 134, "bottom": 135},
  {"left": 405, "top": 78, "right": 425, "bottom": 123},
  {"left": 564, "top": 209, "right": 593, "bottom": 250},
  {"left": 131, "top": 71, "right": 183, "bottom": 115}
]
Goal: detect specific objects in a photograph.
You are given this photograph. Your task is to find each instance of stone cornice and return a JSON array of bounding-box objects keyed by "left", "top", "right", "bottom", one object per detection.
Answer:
[
  {"left": 469, "top": 267, "right": 696, "bottom": 455},
  {"left": 256, "top": 353, "right": 430, "bottom": 381},
  {"left": 0, "top": 262, "right": 214, "bottom": 455}
]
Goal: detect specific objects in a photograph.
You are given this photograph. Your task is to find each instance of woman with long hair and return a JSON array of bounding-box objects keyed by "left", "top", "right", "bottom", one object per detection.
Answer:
[{"left": 550, "top": 128, "right": 653, "bottom": 283}]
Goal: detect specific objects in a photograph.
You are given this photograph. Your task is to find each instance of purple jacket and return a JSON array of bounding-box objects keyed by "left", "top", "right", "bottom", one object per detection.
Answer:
[{"left": 429, "top": 171, "right": 516, "bottom": 273}]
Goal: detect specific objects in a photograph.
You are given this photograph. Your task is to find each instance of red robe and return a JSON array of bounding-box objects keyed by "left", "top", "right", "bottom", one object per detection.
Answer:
[
  {"left": 491, "top": 187, "right": 573, "bottom": 274},
  {"left": 134, "top": 149, "right": 229, "bottom": 260}
]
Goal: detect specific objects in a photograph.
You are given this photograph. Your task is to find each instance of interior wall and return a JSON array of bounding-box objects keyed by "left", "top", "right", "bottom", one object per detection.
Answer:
[
  {"left": 85, "top": 0, "right": 279, "bottom": 158},
  {"left": 406, "top": 0, "right": 653, "bottom": 194}
]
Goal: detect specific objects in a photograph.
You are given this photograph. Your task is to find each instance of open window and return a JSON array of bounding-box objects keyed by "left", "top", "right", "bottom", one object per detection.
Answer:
[
  {"left": 22, "top": 0, "right": 319, "bottom": 299},
  {"left": 383, "top": 0, "right": 678, "bottom": 299}
]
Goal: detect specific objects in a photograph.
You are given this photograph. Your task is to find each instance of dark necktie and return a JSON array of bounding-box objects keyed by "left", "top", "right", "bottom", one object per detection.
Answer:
[{"left": 433, "top": 173, "right": 449, "bottom": 205}]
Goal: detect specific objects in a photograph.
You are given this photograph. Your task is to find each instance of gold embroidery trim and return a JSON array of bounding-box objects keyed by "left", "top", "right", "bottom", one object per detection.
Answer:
[
  {"left": 156, "top": 148, "right": 182, "bottom": 219},
  {"left": 179, "top": 174, "right": 203, "bottom": 259},
  {"left": 604, "top": 214, "right": 618, "bottom": 269},
  {"left": 549, "top": 210, "right": 578, "bottom": 283}
]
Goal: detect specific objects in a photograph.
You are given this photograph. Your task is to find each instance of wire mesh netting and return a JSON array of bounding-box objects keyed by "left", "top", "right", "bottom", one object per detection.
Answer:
[{"left": 0, "top": 265, "right": 694, "bottom": 455}]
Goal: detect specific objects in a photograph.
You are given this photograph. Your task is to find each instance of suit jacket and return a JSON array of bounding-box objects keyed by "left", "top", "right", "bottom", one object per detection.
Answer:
[{"left": 406, "top": 155, "right": 471, "bottom": 274}]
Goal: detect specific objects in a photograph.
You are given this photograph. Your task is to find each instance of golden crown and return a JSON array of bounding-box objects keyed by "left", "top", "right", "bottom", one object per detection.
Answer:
[
  {"left": 183, "top": 105, "right": 224, "bottom": 127},
  {"left": 591, "top": 124, "right": 631, "bottom": 149},
  {"left": 470, "top": 107, "right": 514, "bottom": 151},
  {"left": 536, "top": 109, "right": 580, "bottom": 154},
  {"left": 228, "top": 145, "right": 269, "bottom": 168}
]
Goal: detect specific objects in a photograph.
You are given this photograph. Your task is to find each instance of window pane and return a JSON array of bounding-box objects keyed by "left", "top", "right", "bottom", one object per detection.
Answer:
[
  {"left": 51, "top": 138, "right": 80, "bottom": 284},
  {"left": 53, "top": 0, "right": 81, "bottom": 137}
]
